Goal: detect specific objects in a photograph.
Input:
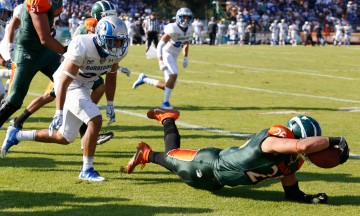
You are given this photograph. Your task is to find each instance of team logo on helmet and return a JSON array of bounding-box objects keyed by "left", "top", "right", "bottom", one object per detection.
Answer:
[{"left": 287, "top": 115, "right": 322, "bottom": 139}]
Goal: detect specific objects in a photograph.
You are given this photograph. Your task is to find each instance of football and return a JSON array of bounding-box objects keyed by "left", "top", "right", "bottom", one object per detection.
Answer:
[{"left": 307, "top": 148, "right": 341, "bottom": 168}]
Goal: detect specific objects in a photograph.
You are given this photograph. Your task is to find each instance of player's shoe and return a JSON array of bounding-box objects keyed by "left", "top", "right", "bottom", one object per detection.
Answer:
[
  {"left": 132, "top": 73, "right": 147, "bottom": 89},
  {"left": 126, "top": 142, "right": 151, "bottom": 174},
  {"left": 79, "top": 167, "right": 107, "bottom": 181},
  {"left": 161, "top": 101, "right": 173, "bottom": 109},
  {"left": 1, "top": 126, "right": 20, "bottom": 158},
  {"left": 147, "top": 107, "right": 179, "bottom": 124},
  {"left": 97, "top": 131, "right": 114, "bottom": 145}
]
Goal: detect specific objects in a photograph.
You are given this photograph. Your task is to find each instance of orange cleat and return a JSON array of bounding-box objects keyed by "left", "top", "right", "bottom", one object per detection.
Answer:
[
  {"left": 147, "top": 107, "right": 180, "bottom": 124},
  {"left": 126, "top": 142, "right": 152, "bottom": 174}
]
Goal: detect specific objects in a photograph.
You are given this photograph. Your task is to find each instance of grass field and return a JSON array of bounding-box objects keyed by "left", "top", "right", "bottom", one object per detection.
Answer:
[{"left": 0, "top": 44, "right": 359, "bottom": 215}]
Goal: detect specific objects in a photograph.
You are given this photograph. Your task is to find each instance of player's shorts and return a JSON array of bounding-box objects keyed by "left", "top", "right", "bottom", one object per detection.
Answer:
[
  {"left": 57, "top": 84, "right": 101, "bottom": 142},
  {"left": 165, "top": 147, "right": 224, "bottom": 190}
]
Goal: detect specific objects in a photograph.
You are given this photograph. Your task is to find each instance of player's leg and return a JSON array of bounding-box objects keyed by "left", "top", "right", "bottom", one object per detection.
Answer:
[
  {"left": 161, "top": 53, "right": 178, "bottom": 109},
  {"left": 12, "top": 81, "right": 55, "bottom": 129},
  {"left": 126, "top": 107, "right": 180, "bottom": 174}
]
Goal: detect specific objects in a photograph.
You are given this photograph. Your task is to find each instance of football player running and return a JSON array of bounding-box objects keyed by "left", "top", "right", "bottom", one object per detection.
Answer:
[
  {"left": 126, "top": 110, "right": 349, "bottom": 203},
  {"left": 1, "top": 16, "right": 129, "bottom": 182},
  {"left": 9, "top": 0, "right": 128, "bottom": 146},
  {"left": 132, "top": 7, "right": 194, "bottom": 109}
]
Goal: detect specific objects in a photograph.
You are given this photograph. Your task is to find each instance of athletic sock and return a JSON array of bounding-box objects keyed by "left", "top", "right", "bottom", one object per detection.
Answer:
[{"left": 82, "top": 155, "right": 94, "bottom": 170}]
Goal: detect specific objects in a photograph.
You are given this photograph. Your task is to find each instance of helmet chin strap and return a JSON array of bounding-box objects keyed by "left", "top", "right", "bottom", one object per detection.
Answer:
[{"left": 93, "top": 37, "right": 109, "bottom": 59}]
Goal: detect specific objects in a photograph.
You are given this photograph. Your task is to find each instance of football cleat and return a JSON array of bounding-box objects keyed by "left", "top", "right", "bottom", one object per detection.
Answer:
[
  {"left": 161, "top": 101, "right": 173, "bottom": 109},
  {"left": 132, "top": 73, "right": 147, "bottom": 89},
  {"left": 147, "top": 107, "right": 180, "bottom": 124},
  {"left": 97, "top": 131, "right": 114, "bottom": 145},
  {"left": 126, "top": 142, "right": 151, "bottom": 174},
  {"left": 79, "top": 167, "right": 107, "bottom": 181},
  {"left": 1, "top": 126, "right": 20, "bottom": 158}
]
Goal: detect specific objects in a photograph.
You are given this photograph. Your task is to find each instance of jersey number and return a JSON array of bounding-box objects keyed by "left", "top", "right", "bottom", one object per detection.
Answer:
[
  {"left": 245, "top": 165, "right": 280, "bottom": 183},
  {"left": 173, "top": 41, "right": 182, "bottom": 48}
]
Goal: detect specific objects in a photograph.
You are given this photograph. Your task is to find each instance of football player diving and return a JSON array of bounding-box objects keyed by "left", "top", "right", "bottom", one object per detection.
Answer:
[{"left": 125, "top": 110, "right": 350, "bottom": 204}]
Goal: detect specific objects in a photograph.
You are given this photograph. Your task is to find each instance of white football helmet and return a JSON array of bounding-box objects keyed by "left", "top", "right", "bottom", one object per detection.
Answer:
[
  {"left": 0, "top": 0, "right": 13, "bottom": 25},
  {"left": 176, "top": 7, "right": 193, "bottom": 28},
  {"left": 96, "top": 16, "right": 129, "bottom": 57}
]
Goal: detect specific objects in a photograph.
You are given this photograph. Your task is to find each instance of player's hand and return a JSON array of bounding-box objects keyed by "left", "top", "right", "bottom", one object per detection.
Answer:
[
  {"left": 4, "top": 60, "right": 12, "bottom": 69},
  {"left": 306, "top": 193, "right": 328, "bottom": 204},
  {"left": 106, "top": 101, "right": 115, "bottom": 125},
  {"left": 119, "top": 67, "right": 131, "bottom": 77},
  {"left": 49, "top": 110, "right": 63, "bottom": 136},
  {"left": 337, "top": 136, "right": 349, "bottom": 164},
  {"left": 159, "top": 60, "right": 168, "bottom": 71},
  {"left": 183, "top": 57, "right": 188, "bottom": 68}
]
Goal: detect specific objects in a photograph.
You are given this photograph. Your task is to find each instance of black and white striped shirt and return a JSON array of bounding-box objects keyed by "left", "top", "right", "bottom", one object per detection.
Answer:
[{"left": 145, "top": 18, "right": 160, "bottom": 32}]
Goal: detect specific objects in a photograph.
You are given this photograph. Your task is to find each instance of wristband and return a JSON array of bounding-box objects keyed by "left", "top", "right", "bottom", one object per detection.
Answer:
[
  {"left": 8, "top": 43, "right": 14, "bottom": 49},
  {"left": 55, "top": 110, "right": 63, "bottom": 115}
]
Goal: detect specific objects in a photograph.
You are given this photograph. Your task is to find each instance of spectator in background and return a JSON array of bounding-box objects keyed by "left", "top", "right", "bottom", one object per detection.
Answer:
[
  {"left": 133, "top": 17, "right": 145, "bottom": 45},
  {"left": 192, "top": 17, "right": 203, "bottom": 45},
  {"left": 68, "top": 13, "right": 80, "bottom": 38},
  {"left": 227, "top": 20, "right": 237, "bottom": 45},
  {"left": 343, "top": 23, "right": 352, "bottom": 46},
  {"left": 143, "top": 12, "right": 160, "bottom": 52},
  {"left": 313, "top": 22, "right": 324, "bottom": 46},
  {"left": 125, "top": 17, "right": 135, "bottom": 46},
  {"left": 236, "top": 18, "right": 246, "bottom": 45},
  {"left": 208, "top": 17, "right": 217, "bottom": 45},
  {"left": 288, "top": 21, "right": 299, "bottom": 47},
  {"left": 334, "top": 20, "right": 343, "bottom": 46},
  {"left": 216, "top": 19, "right": 226, "bottom": 45},
  {"left": 247, "top": 21, "right": 257, "bottom": 45},
  {"left": 302, "top": 21, "right": 314, "bottom": 46}
]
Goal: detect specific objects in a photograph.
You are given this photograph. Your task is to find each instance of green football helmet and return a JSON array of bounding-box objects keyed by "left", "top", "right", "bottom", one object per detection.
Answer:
[
  {"left": 91, "top": 0, "right": 117, "bottom": 21},
  {"left": 287, "top": 115, "right": 322, "bottom": 139}
]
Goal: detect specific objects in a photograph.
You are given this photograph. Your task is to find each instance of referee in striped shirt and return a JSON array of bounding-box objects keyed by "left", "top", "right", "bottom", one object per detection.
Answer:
[{"left": 143, "top": 12, "right": 160, "bottom": 52}]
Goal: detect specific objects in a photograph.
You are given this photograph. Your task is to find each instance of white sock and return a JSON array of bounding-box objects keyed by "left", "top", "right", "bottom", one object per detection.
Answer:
[
  {"left": 163, "top": 87, "right": 172, "bottom": 103},
  {"left": 16, "top": 130, "right": 36, "bottom": 141},
  {"left": 82, "top": 155, "right": 94, "bottom": 170},
  {"left": 144, "top": 77, "right": 159, "bottom": 86}
]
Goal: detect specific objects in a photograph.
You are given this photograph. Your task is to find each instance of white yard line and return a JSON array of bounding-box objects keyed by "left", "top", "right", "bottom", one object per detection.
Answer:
[{"left": 191, "top": 60, "right": 359, "bottom": 80}]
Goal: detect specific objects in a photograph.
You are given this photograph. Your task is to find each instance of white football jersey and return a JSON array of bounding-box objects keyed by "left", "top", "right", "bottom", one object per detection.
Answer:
[
  {"left": 192, "top": 20, "right": 203, "bottom": 33},
  {"left": 53, "top": 34, "right": 127, "bottom": 88},
  {"left": 236, "top": 21, "right": 246, "bottom": 33},
  {"left": 163, "top": 23, "right": 194, "bottom": 56}
]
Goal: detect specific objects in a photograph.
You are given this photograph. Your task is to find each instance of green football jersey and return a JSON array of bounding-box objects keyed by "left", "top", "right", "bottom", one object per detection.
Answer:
[
  {"left": 213, "top": 128, "right": 303, "bottom": 186},
  {"left": 16, "top": 0, "right": 63, "bottom": 51}
]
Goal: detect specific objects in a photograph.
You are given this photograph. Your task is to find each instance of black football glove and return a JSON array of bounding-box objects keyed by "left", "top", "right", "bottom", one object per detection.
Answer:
[
  {"left": 337, "top": 136, "right": 349, "bottom": 164},
  {"left": 304, "top": 193, "right": 328, "bottom": 204},
  {"left": 4, "top": 59, "right": 12, "bottom": 69}
]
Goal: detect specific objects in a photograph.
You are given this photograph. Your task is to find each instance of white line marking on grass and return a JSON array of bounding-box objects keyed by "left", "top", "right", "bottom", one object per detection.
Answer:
[
  {"left": 191, "top": 60, "right": 359, "bottom": 80},
  {"left": 131, "top": 72, "right": 360, "bottom": 104},
  {"left": 179, "top": 79, "right": 360, "bottom": 104},
  {"left": 349, "top": 153, "right": 360, "bottom": 159}
]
